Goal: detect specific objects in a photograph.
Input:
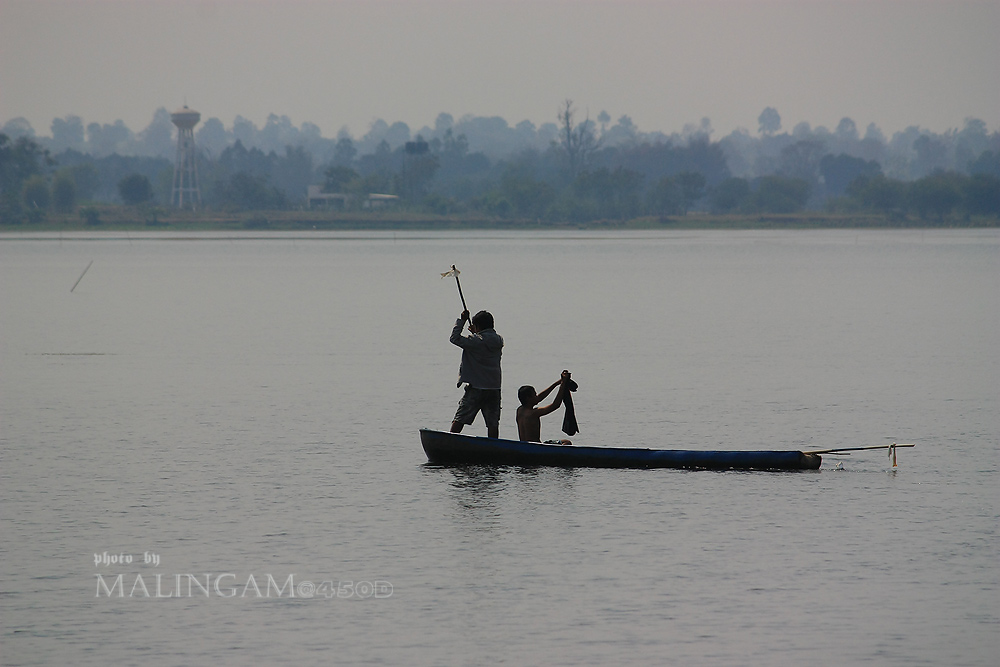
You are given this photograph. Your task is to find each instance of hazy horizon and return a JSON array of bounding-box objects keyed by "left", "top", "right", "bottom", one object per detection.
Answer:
[{"left": 2, "top": 0, "right": 998, "bottom": 140}]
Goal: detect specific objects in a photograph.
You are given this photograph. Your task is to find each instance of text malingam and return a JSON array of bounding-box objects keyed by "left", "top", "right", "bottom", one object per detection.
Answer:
[{"left": 95, "top": 573, "right": 392, "bottom": 599}]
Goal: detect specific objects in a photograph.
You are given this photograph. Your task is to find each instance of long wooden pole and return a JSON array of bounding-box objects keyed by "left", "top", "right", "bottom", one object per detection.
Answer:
[
  {"left": 451, "top": 265, "right": 469, "bottom": 314},
  {"left": 804, "top": 444, "right": 915, "bottom": 455},
  {"left": 71, "top": 260, "right": 93, "bottom": 293}
]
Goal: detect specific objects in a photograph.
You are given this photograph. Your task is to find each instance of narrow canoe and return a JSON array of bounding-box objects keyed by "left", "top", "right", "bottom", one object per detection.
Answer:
[{"left": 420, "top": 429, "right": 822, "bottom": 471}]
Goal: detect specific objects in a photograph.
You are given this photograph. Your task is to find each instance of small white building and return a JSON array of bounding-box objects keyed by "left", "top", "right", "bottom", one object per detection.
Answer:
[
  {"left": 365, "top": 193, "right": 400, "bottom": 209},
  {"left": 307, "top": 185, "right": 348, "bottom": 209},
  {"left": 307, "top": 185, "right": 399, "bottom": 210}
]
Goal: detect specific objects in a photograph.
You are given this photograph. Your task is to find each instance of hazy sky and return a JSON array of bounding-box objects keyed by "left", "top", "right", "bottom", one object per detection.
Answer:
[{"left": 2, "top": 0, "right": 998, "bottom": 139}]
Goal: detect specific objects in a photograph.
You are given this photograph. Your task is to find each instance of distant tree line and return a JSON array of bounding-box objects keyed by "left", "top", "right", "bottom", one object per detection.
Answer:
[{"left": 3, "top": 103, "right": 999, "bottom": 224}]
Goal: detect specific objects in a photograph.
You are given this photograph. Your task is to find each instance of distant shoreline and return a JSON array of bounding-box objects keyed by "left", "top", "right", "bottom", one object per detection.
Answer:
[{"left": 2, "top": 208, "right": 998, "bottom": 232}]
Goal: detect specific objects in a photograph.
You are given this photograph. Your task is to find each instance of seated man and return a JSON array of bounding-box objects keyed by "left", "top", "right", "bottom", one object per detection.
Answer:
[{"left": 516, "top": 370, "right": 573, "bottom": 445}]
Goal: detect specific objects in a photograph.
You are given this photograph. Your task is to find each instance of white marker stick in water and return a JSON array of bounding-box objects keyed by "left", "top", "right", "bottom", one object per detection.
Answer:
[{"left": 71, "top": 260, "right": 93, "bottom": 293}]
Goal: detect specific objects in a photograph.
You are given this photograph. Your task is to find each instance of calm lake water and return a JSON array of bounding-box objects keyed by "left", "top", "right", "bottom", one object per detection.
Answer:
[{"left": 1, "top": 230, "right": 998, "bottom": 666}]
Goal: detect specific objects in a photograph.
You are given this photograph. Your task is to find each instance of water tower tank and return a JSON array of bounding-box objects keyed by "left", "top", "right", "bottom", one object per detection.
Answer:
[
  {"left": 170, "top": 105, "right": 202, "bottom": 208},
  {"left": 171, "top": 106, "right": 201, "bottom": 129}
]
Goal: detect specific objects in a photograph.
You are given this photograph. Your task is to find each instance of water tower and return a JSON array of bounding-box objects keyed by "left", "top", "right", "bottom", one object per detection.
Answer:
[{"left": 170, "top": 105, "right": 202, "bottom": 208}]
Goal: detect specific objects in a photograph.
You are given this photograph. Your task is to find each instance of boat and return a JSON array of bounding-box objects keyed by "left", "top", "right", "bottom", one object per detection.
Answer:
[{"left": 419, "top": 429, "right": 823, "bottom": 471}]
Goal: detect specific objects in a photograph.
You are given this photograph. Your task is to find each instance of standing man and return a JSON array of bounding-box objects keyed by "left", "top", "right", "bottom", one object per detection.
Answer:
[{"left": 450, "top": 309, "right": 503, "bottom": 438}]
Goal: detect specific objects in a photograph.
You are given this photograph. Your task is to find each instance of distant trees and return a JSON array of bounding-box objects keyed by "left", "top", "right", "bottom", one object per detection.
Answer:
[
  {"left": 118, "top": 173, "right": 153, "bottom": 205},
  {"left": 22, "top": 175, "right": 51, "bottom": 211},
  {"left": 753, "top": 176, "right": 811, "bottom": 213},
  {"left": 196, "top": 117, "right": 229, "bottom": 157},
  {"left": 819, "top": 153, "right": 882, "bottom": 196},
  {"left": 66, "top": 163, "right": 100, "bottom": 201},
  {"left": 271, "top": 145, "right": 314, "bottom": 201},
  {"left": 332, "top": 137, "right": 357, "bottom": 167},
  {"left": 608, "top": 138, "right": 730, "bottom": 188},
  {"left": 50, "top": 115, "right": 85, "bottom": 152},
  {"left": 909, "top": 172, "right": 963, "bottom": 220},
  {"left": 1, "top": 133, "right": 50, "bottom": 194},
  {"left": 429, "top": 129, "right": 492, "bottom": 199},
  {"left": 709, "top": 177, "right": 751, "bottom": 213},
  {"left": 214, "top": 172, "right": 287, "bottom": 210},
  {"left": 399, "top": 140, "right": 440, "bottom": 200},
  {"left": 52, "top": 171, "right": 77, "bottom": 212},
  {"left": 352, "top": 139, "right": 398, "bottom": 201},
  {"left": 481, "top": 162, "right": 555, "bottom": 219},
  {"left": 758, "top": 107, "right": 781, "bottom": 135},
  {"left": 557, "top": 100, "right": 600, "bottom": 179},
  {"left": 648, "top": 171, "right": 706, "bottom": 216},
  {"left": 0, "top": 134, "right": 111, "bottom": 222},
  {"left": 86, "top": 120, "right": 133, "bottom": 157},
  {"left": 703, "top": 175, "right": 810, "bottom": 214},
  {"left": 845, "top": 174, "right": 907, "bottom": 217},
  {"left": 323, "top": 165, "right": 359, "bottom": 193},
  {"left": 204, "top": 140, "right": 311, "bottom": 207},
  {"left": 3, "top": 105, "right": 999, "bottom": 224},
  {"left": 964, "top": 174, "right": 1000, "bottom": 216},
  {"left": 571, "top": 167, "right": 644, "bottom": 219},
  {"left": 842, "top": 171, "right": 1000, "bottom": 220},
  {"left": 1, "top": 133, "right": 53, "bottom": 223},
  {"left": 776, "top": 140, "right": 825, "bottom": 193},
  {"left": 647, "top": 176, "right": 683, "bottom": 216},
  {"left": 675, "top": 172, "right": 708, "bottom": 213},
  {"left": 834, "top": 117, "right": 859, "bottom": 143},
  {"left": 969, "top": 150, "right": 1000, "bottom": 177},
  {"left": 138, "top": 110, "right": 175, "bottom": 157},
  {"left": 52, "top": 150, "right": 169, "bottom": 203}
]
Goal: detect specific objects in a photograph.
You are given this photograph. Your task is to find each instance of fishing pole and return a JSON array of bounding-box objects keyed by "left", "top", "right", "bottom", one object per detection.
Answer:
[{"left": 803, "top": 444, "right": 915, "bottom": 455}]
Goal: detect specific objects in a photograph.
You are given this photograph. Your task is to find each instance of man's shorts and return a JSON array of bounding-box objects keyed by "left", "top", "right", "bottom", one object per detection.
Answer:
[{"left": 453, "top": 386, "right": 501, "bottom": 429}]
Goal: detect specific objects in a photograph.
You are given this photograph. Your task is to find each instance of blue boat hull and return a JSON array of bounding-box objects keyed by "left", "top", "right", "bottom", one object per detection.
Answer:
[{"left": 420, "top": 429, "right": 822, "bottom": 471}]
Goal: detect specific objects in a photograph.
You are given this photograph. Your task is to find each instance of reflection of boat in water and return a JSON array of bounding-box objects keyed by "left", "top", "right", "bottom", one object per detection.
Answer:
[{"left": 420, "top": 429, "right": 824, "bottom": 471}]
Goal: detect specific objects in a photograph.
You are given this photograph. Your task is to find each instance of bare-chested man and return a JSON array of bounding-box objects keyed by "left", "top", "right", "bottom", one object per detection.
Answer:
[{"left": 516, "top": 370, "right": 572, "bottom": 445}]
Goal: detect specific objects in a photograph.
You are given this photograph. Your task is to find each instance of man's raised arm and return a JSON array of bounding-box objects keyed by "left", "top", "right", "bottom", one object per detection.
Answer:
[{"left": 534, "top": 372, "right": 571, "bottom": 417}]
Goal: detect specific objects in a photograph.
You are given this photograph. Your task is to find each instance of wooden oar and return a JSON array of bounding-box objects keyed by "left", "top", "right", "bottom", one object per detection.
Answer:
[{"left": 804, "top": 444, "right": 915, "bottom": 455}]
